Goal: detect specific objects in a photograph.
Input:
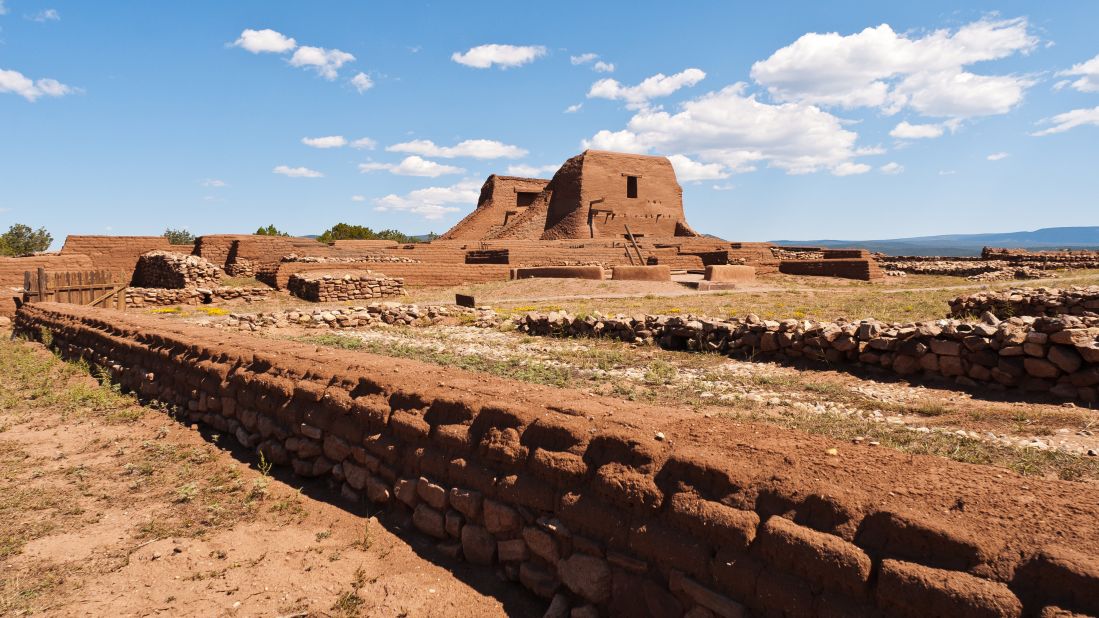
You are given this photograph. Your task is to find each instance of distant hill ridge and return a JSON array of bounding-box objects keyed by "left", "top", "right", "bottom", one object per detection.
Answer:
[{"left": 772, "top": 226, "right": 1099, "bottom": 257}]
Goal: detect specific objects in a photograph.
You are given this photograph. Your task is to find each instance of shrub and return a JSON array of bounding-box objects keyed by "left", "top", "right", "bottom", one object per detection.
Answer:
[
  {"left": 163, "top": 228, "right": 195, "bottom": 245},
  {"left": 0, "top": 223, "right": 52, "bottom": 256}
]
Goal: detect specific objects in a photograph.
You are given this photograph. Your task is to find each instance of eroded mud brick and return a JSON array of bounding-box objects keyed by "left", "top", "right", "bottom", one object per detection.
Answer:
[
  {"left": 389, "top": 409, "right": 431, "bottom": 443},
  {"left": 611, "top": 570, "right": 683, "bottom": 618},
  {"left": 667, "top": 492, "right": 759, "bottom": 552},
  {"left": 755, "top": 516, "right": 872, "bottom": 598},
  {"left": 1013, "top": 546, "right": 1099, "bottom": 616},
  {"left": 630, "top": 521, "right": 711, "bottom": 580},
  {"left": 495, "top": 473, "right": 556, "bottom": 512},
  {"left": 528, "top": 448, "right": 589, "bottom": 487},
  {"left": 557, "top": 492, "right": 630, "bottom": 548},
  {"left": 669, "top": 569, "right": 746, "bottom": 618},
  {"left": 876, "top": 559, "right": 1022, "bottom": 618},
  {"left": 592, "top": 462, "right": 663, "bottom": 514}
]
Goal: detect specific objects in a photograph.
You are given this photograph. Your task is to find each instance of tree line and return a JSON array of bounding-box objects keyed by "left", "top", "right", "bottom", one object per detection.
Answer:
[{"left": 0, "top": 222, "right": 436, "bottom": 256}]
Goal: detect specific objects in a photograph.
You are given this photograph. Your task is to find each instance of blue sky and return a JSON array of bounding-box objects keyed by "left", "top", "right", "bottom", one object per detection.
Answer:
[{"left": 2, "top": 1, "right": 1098, "bottom": 248}]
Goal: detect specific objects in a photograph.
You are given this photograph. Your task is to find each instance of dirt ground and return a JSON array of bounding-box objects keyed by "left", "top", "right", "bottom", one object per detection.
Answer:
[{"left": 0, "top": 336, "right": 543, "bottom": 617}]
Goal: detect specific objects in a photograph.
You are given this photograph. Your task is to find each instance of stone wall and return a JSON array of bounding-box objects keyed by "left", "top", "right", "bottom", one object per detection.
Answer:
[
  {"left": 287, "top": 270, "right": 404, "bottom": 302},
  {"left": 124, "top": 287, "right": 272, "bottom": 308},
  {"left": 515, "top": 311, "right": 1099, "bottom": 402},
  {"left": 12, "top": 302, "right": 1099, "bottom": 617},
  {"left": 983, "top": 247, "right": 1099, "bottom": 267},
  {"left": 261, "top": 261, "right": 511, "bottom": 290},
  {"left": 132, "top": 251, "right": 223, "bottom": 289},
  {"left": 779, "top": 258, "right": 884, "bottom": 281},
  {"left": 950, "top": 286, "right": 1099, "bottom": 319},
  {"left": 220, "top": 303, "right": 498, "bottom": 331}
]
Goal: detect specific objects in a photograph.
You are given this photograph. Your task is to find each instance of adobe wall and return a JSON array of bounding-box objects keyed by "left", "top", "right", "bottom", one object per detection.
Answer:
[
  {"left": 329, "top": 239, "right": 400, "bottom": 251},
  {"left": 225, "top": 237, "right": 342, "bottom": 276},
  {"left": 13, "top": 302, "right": 1099, "bottom": 618},
  {"left": 779, "top": 259, "right": 885, "bottom": 281},
  {"left": 192, "top": 235, "right": 254, "bottom": 270},
  {"left": 59, "top": 235, "right": 173, "bottom": 272},
  {"left": 0, "top": 254, "right": 95, "bottom": 315},
  {"left": 439, "top": 176, "right": 550, "bottom": 241}
]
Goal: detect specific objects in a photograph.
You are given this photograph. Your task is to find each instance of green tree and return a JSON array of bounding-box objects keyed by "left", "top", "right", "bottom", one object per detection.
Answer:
[
  {"left": 0, "top": 224, "right": 52, "bottom": 256},
  {"left": 255, "top": 224, "right": 290, "bottom": 236},
  {"left": 163, "top": 228, "right": 196, "bottom": 245},
  {"left": 316, "top": 223, "right": 422, "bottom": 244}
]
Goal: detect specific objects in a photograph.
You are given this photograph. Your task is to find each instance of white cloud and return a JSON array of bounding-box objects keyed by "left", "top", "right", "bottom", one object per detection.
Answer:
[
  {"left": 593, "top": 61, "right": 615, "bottom": 73},
  {"left": 373, "top": 179, "right": 481, "bottom": 220},
  {"left": 1056, "top": 53, "right": 1099, "bottom": 93},
  {"left": 302, "top": 135, "right": 347, "bottom": 149},
  {"left": 564, "top": 103, "right": 583, "bottom": 113},
  {"left": 1031, "top": 106, "right": 1099, "bottom": 136},
  {"left": 588, "top": 68, "right": 706, "bottom": 109},
  {"left": 880, "top": 162, "right": 904, "bottom": 174},
  {"left": 505, "top": 164, "right": 558, "bottom": 177},
  {"left": 387, "top": 138, "right": 527, "bottom": 159},
  {"left": 351, "top": 72, "right": 374, "bottom": 93},
  {"left": 712, "top": 183, "right": 736, "bottom": 191},
  {"left": 28, "top": 8, "right": 60, "bottom": 22},
  {"left": 939, "top": 169, "right": 957, "bottom": 176},
  {"left": 232, "top": 28, "right": 297, "bottom": 54},
  {"left": 451, "top": 44, "right": 546, "bottom": 69},
  {"left": 289, "top": 46, "right": 355, "bottom": 80},
  {"left": 583, "top": 83, "right": 868, "bottom": 175},
  {"left": 351, "top": 137, "right": 377, "bottom": 150},
  {"left": 0, "top": 68, "right": 75, "bottom": 101},
  {"left": 358, "top": 155, "right": 464, "bottom": 177},
  {"left": 571, "top": 53, "right": 598, "bottom": 65},
  {"left": 351, "top": 195, "right": 366, "bottom": 202},
  {"left": 273, "top": 165, "right": 323, "bottom": 178},
  {"left": 570, "top": 53, "right": 614, "bottom": 73},
  {"left": 986, "top": 152, "right": 1009, "bottom": 161},
  {"left": 201, "top": 179, "right": 227, "bottom": 188},
  {"left": 750, "top": 18, "right": 1038, "bottom": 118},
  {"left": 667, "top": 154, "right": 729, "bottom": 182},
  {"left": 890, "top": 120, "right": 944, "bottom": 139},
  {"left": 833, "top": 162, "right": 871, "bottom": 176},
  {"left": 0, "top": 1, "right": 7, "bottom": 15}
]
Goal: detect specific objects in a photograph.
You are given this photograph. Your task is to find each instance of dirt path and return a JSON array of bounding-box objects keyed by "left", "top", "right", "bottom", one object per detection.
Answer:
[{"left": 0, "top": 338, "right": 542, "bottom": 617}]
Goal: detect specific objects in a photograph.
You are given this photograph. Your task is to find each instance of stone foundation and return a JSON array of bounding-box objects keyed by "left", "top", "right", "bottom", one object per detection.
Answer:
[
  {"left": 13, "top": 302, "right": 1099, "bottom": 618},
  {"left": 287, "top": 270, "right": 404, "bottom": 302},
  {"left": 125, "top": 287, "right": 272, "bottom": 308},
  {"left": 779, "top": 259, "right": 884, "bottom": 281},
  {"left": 516, "top": 311, "right": 1099, "bottom": 402},
  {"left": 950, "top": 286, "right": 1099, "bottom": 319}
]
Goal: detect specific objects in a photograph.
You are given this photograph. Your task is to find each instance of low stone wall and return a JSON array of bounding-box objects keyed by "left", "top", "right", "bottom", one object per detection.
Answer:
[
  {"left": 14, "top": 302, "right": 1099, "bottom": 617},
  {"left": 516, "top": 311, "right": 1099, "bottom": 402},
  {"left": 260, "top": 261, "right": 511, "bottom": 290},
  {"left": 950, "top": 286, "right": 1099, "bottom": 319},
  {"left": 779, "top": 259, "right": 884, "bottom": 281},
  {"left": 983, "top": 247, "right": 1099, "bottom": 268},
  {"left": 221, "top": 303, "right": 498, "bottom": 331},
  {"left": 132, "top": 251, "right": 223, "bottom": 289},
  {"left": 287, "top": 270, "right": 404, "bottom": 303},
  {"left": 125, "top": 287, "right": 272, "bottom": 308}
]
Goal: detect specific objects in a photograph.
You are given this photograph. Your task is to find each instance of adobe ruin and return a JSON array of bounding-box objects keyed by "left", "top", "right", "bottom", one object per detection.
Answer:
[
  {"left": 480, "top": 150, "right": 699, "bottom": 241},
  {"left": 438, "top": 175, "right": 551, "bottom": 241}
]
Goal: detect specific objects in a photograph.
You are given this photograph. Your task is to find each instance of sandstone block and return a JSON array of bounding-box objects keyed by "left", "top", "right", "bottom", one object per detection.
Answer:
[{"left": 558, "top": 554, "right": 612, "bottom": 603}]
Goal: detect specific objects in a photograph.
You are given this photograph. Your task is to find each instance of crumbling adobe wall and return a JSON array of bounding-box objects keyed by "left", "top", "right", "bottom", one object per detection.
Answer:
[
  {"left": 950, "top": 286, "right": 1099, "bottom": 319},
  {"left": 287, "top": 270, "right": 404, "bottom": 302},
  {"left": 0, "top": 254, "right": 95, "bottom": 316},
  {"left": 59, "top": 235, "right": 173, "bottom": 272},
  {"left": 192, "top": 235, "right": 253, "bottom": 270},
  {"left": 329, "top": 240, "right": 400, "bottom": 250},
  {"left": 779, "top": 258, "right": 884, "bottom": 281},
  {"left": 225, "top": 237, "right": 342, "bottom": 276},
  {"left": 440, "top": 176, "right": 551, "bottom": 241},
  {"left": 13, "top": 302, "right": 1099, "bottom": 617}
]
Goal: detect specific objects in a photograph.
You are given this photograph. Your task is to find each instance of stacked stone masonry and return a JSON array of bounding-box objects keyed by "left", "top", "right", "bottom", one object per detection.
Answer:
[
  {"left": 124, "top": 287, "right": 272, "bottom": 308},
  {"left": 951, "top": 286, "right": 1099, "bottom": 319},
  {"left": 13, "top": 303, "right": 1099, "bottom": 618},
  {"left": 287, "top": 270, "right": 405, "bottom": 302},
  {"left": 132, "top": 251, "right": 223, "bottom": 289},
  {"left": 516, "top": 311, "right": 1099, "bottom": 402},
  {"left": 220, "top": 303, "right": 498, "bottom": 331}
]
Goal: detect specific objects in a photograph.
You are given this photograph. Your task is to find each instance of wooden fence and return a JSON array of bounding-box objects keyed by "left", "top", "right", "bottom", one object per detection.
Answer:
[{"left": 22, "top": 268, "right": 128, "bottom": 309}]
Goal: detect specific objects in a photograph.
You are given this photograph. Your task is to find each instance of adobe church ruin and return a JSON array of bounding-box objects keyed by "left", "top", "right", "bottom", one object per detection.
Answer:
[{"left": 444, "top": 150, "right": 699, "bottom": 242}]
